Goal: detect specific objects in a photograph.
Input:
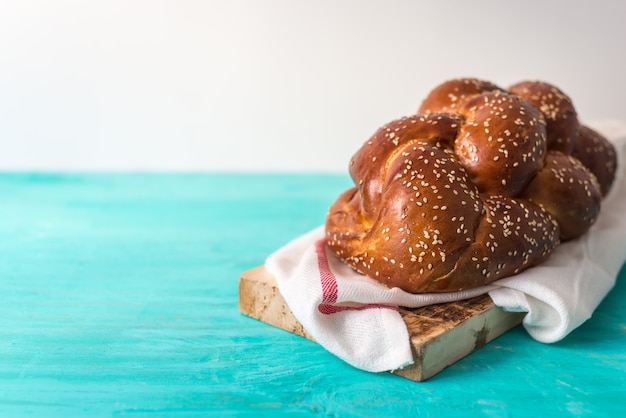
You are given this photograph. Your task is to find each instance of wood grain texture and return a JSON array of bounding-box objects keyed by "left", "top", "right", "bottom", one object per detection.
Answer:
[
  {"left": 239, "top": 266, "right": 525, "bottom": 381},
  {"left": 239, "top": 266, "right": 314, "bottom": 341},
  {"left": 0, "top": 173, "right": 624, "bottom": 417}
]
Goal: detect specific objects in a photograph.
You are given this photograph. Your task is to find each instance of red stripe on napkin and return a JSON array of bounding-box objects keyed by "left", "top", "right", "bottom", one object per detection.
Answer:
[
  {"left": 315, "top": 238, "right": 338, "bottom": 305},
  {"left": 314, "top": 238, "right": 398, "bottom": 315}
]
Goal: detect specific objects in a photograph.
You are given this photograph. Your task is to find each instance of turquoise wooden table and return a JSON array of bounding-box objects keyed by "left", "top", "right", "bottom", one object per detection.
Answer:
[{"left": 1, "top": 173, "right": 625, "bottom": 417}]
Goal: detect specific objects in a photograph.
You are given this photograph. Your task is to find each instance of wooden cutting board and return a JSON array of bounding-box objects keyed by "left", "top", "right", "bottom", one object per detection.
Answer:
[{"left": 239, "top": 266, "right": 525, "bottom": 381}]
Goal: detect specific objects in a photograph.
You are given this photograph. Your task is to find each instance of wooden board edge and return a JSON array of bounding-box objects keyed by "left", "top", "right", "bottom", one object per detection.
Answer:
[
  {"left": 239, "top": 266, "right": 525, "bottom": 382},
  {"left": 239, "top": 266, "right": 314, "bottom": 341},
  {"left": 393, "top": 304, "right": 524, "bottom": 381}
]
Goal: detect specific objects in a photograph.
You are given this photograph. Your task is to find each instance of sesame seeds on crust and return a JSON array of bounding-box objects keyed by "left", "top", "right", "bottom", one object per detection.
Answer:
[{"left": 325, "top": 78, "right": 614, "bottom": 293}]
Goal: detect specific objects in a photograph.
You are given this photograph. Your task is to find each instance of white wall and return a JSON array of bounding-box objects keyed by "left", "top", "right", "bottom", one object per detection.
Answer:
[{"left": 1, "top": 0, "right": 624, "bottom": 172}]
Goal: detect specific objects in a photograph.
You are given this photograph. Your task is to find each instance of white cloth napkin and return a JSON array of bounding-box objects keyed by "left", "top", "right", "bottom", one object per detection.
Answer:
[{"left": 265, "top": 121, "right": 626, "bottom": 373}]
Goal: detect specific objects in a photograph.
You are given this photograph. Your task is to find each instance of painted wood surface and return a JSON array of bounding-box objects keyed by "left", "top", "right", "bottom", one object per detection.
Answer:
[{"left": 0, "top": 173, "right": 625, "bottom": 417}]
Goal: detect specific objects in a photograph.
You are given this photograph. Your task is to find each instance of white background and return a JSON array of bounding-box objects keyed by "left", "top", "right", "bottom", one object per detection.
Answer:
[{"left": 1, "top": 0, "right": 624, "bottom": 172}]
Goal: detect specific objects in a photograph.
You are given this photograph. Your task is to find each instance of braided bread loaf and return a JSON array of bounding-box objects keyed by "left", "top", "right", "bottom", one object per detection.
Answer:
[{"left": 325, "top": 78, "right": 617, "bottom": 293}]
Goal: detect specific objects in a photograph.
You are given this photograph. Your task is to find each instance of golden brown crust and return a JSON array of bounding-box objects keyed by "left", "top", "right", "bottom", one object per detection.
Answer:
[
  {"left": 572, "top": 125, "right": 618, "bottom": 196},
  {"left": 519, "top": 151, "right": 602, "bottom": 240},
  {"left": 325, "top": 113, "right": 558, "bottom": 293},
  {"left": 508, "top": 81, "right": 579, "bottom": 153},
  {"left": 418, "top": 78, "right": 503, "bottom": 114},
  {"left": 325, "top": 78, "right": 615, "bottom": 293},
  {"left": 428, "top": 196, "right": 559, "bottom": 292},
  {"left": 454, "top": 91, "right": 547, "bottom": 196}
]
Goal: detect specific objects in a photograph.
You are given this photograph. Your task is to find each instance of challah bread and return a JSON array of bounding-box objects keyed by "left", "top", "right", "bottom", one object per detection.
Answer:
[
  {"left": 519, "top": 151, "right": 602, "bottom": 240},
  {"left": 417, "top": 78, "right": 503, "bottom": 114},
  {"left": 452, "top": 91, "right": 547, "bottom": 196},
  {"left": 325, "top": 78, "right": 617, "bottom": 293},
  {"left": 572, "top": 125, "right": 618, "bottom": 196},
  {"left": 508, "top": 81, "right": 579, "bottom": 154}
]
